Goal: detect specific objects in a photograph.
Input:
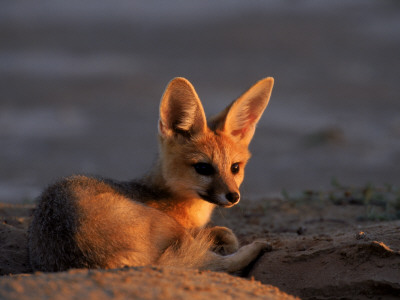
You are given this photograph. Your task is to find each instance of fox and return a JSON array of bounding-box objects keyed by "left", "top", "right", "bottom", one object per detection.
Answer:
[{"left": 28, "top": 76, "right": 274, "bottom": 273}]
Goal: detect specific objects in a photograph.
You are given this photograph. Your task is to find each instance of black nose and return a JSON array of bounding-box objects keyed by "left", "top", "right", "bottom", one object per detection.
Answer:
[{"left": 225, "top": 192, "right": 240, "bottom": 204}]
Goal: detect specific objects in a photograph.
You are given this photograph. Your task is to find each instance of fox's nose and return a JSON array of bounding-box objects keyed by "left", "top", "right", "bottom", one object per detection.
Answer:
[{"left": 225, "top": 192, "right": 240, "bottom": 204}]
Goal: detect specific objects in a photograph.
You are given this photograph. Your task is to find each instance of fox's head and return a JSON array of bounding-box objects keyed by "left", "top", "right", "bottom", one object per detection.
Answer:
[{"left": 157, "top": 77, "right": 274, "bottom": 208}]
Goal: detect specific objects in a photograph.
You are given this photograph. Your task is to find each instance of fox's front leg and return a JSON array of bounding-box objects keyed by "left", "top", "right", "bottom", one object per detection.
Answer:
[{"left": 207, "top": 226, "right": 239, "bottom": 255}]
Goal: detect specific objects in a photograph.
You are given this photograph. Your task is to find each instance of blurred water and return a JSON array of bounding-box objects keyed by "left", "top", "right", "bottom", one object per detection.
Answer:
[{"left": 0, "top": 1, "right": 399, "bottom": 203}]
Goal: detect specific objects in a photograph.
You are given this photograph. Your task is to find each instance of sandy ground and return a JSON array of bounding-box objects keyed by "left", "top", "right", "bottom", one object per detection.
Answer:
[
  {"left": 0, "top": 267, "right": 296, "bottom": 300},
  {"left": 1, "top": 190, "right": 399, "bottom": 299}
]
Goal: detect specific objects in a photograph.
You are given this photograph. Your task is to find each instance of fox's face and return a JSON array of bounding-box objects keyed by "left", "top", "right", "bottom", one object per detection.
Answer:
[
  {"left": 158, "top": 77, "right": 274, "bottom": 207},
  {"left": 159, "top": 130, "right": 250, "bottom": 207}
]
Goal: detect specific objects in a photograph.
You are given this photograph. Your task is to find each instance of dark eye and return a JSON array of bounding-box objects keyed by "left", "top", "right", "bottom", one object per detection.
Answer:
[
  {"left": 231, "top": 163, "right": 240, "bottom": 174},
  {"left": 193, "top": 163, "right": 215, "bottom": 176}
]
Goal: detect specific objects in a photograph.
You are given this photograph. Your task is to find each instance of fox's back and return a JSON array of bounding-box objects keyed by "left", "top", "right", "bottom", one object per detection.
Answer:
[{"left": 28, "top": 175, "right": 184, "bottom": 271}]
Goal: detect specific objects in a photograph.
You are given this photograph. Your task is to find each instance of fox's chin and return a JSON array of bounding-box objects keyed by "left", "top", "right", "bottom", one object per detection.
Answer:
[{"left": 197, "top": 192, "right": 238, "bottom": 208}]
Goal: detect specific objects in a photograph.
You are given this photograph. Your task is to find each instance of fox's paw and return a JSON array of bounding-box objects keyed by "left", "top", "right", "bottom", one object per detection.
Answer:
[
  {"left": 209, "top": 226, "right": 239, "bottom": 255},
  {"left": 252, "top": 240, "right": 272, "bottom": 254}
]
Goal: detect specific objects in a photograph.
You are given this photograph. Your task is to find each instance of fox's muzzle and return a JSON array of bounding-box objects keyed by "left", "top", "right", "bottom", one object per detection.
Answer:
[
  {"left": 198, "top": 191, "right": 240, "bottom": 207},
  {"left": 225, "top": 192, "right": 240, "bottom": 205}
]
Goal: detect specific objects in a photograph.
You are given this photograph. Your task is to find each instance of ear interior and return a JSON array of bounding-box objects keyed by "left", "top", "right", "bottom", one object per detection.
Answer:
[
  {"left": 211, "top": 77, "right": 274, "bottom": 145},
  {"left": 159, "top": 77, "right": 207, "bottom": 138}
]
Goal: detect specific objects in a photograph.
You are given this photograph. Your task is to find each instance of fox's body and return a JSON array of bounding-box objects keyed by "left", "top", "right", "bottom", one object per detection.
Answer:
[{"left": 28, "top": 77, "right": 274, "bottom": 273}]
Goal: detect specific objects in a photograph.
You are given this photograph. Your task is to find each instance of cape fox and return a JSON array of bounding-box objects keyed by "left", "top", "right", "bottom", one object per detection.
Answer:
[{"left": 28, "top": 77, "right": 274, "bottom": 273}]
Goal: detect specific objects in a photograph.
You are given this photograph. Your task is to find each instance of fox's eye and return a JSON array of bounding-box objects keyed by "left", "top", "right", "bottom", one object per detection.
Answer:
[
  {"left": 193, "top": 163, "right": 215, "bottom": 176},
  {"left": 231, "top": 163, "right": 240, "bottom": 174}
]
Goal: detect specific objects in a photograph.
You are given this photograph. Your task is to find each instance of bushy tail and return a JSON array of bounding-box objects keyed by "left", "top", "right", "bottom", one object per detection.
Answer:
[
  {"left": 158, "top": 229, "right": 270, "bottom": 273},
  {"left": 157, "top": 229, "right": 216, "bottom": 270}
]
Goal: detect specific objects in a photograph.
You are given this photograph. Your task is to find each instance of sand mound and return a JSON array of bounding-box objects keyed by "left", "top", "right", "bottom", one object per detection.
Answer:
[
  {"left": 250, "top": 222, "right": 400, "bottom": 299},
  {"left": 0, "top": 267, "right": 295, "bottom": 300}
]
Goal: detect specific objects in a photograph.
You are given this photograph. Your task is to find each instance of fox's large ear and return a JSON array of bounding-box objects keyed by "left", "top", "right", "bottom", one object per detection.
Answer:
[
  {"left": 209, "top": 77, "right": 274, "bottom": 145},
  {"left": 159, "top": 77, "right": 207, "bottom": 139}
]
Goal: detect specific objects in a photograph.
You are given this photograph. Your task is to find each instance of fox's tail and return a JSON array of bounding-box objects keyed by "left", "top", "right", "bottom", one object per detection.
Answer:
[
  {"left": 158, "top": 229, "right": 269, "bottom": 273},
  {"left": 157, "top": 229, "right": 214, "bottom": 269}
]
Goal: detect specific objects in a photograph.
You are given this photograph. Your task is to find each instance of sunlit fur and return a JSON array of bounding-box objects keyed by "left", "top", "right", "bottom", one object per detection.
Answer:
[
  {"left": 146, "top": 130, "right": 250, "bottom": 228},
  {"left": 28, "top": 77, "right": 274, "bottom": 273}
]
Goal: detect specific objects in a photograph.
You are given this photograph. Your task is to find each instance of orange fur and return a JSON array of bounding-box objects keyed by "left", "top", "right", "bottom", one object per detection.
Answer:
[{"left": 146, "top": 130, "right": 251, "bottom": 228}]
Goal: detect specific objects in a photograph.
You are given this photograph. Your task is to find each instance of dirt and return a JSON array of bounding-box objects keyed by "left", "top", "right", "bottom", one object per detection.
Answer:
[
  {"left": 0, "top": 266, "right": 295, "bottom": 300},
  {"left": 1, "top": 194, "right": 399, "bottom": 299}
]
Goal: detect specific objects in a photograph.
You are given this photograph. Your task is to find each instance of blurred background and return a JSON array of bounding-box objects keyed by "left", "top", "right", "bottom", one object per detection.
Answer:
[{"left": 0, "top": 0, "right": 399, "bottom": 203}]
